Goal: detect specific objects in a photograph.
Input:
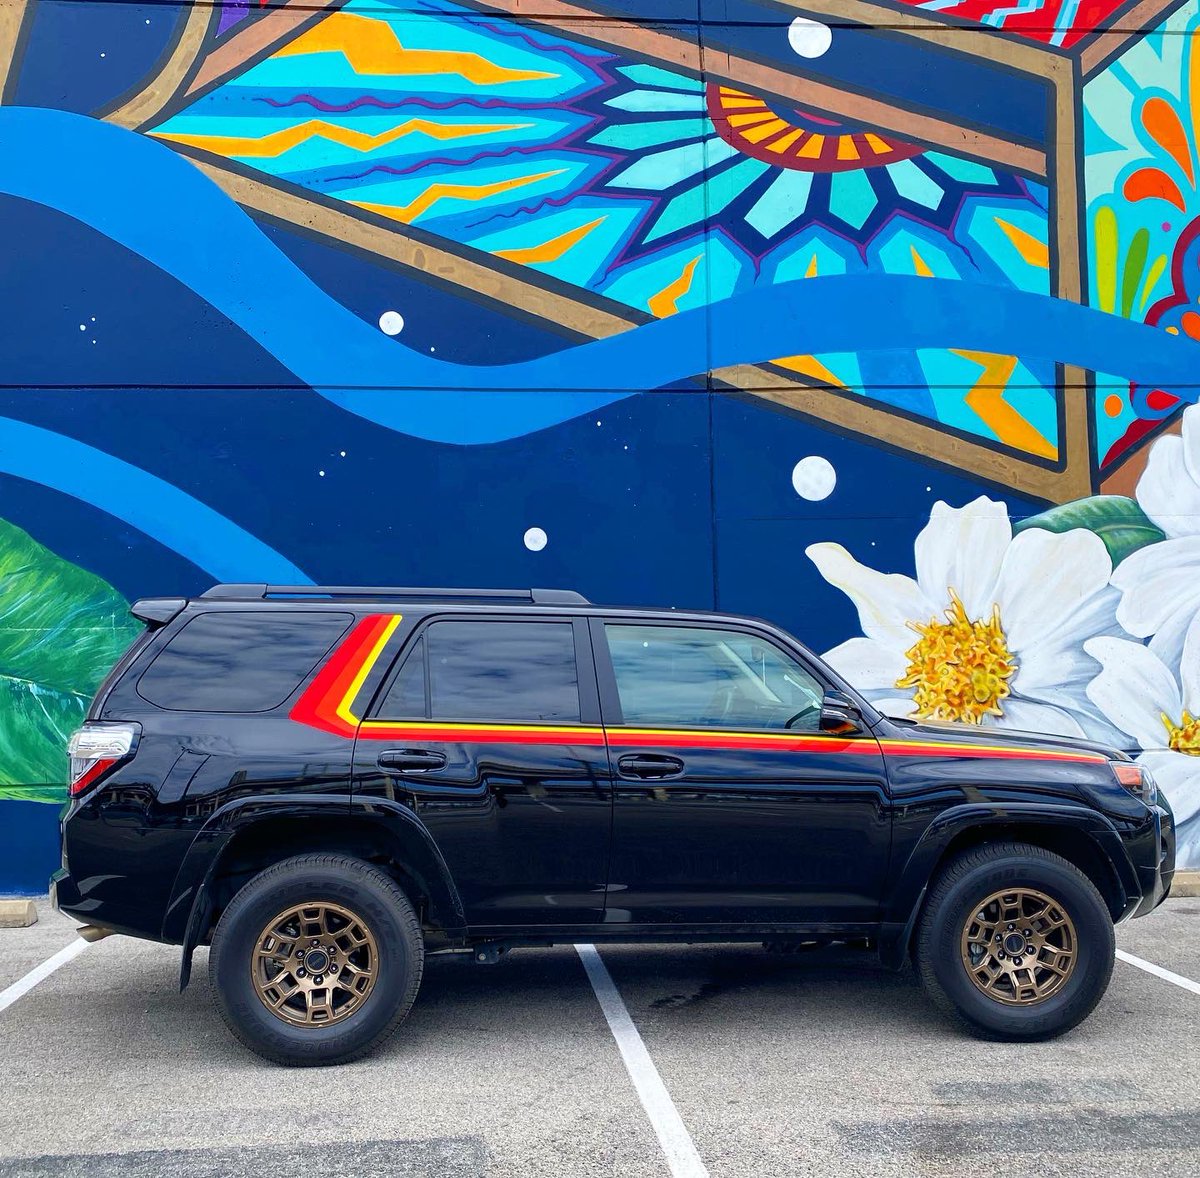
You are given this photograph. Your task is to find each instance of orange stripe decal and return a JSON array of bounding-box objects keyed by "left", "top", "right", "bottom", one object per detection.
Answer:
[
  {"left": 292, "top": 624, "right": 1108, "bottom": 765},
  {"left": 290, "top": 613, "right": 400, "bottom": 736}
]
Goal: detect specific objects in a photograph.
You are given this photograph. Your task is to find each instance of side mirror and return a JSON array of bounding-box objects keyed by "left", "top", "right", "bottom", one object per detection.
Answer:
[{"left": 821, "top": 690, "right": 863, "bottom": 736}]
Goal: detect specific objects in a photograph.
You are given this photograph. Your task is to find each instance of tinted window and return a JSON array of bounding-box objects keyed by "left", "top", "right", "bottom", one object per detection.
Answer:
[
  {"left": 426, "top": 621, "right": 580, "bottom": 723},
  {"left": 605, "top": 624, "right": 824, "bottom": 731},
  {"left": 377, "top": 637, "right": 427, "bottom": 719},
  {"left": 138, "top": 611, "right": 353, "bottom": 713}
]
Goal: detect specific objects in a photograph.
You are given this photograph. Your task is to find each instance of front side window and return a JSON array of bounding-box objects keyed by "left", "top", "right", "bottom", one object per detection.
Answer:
[
  {"left": 386, "top": 620, "right": 581, "bottom": 723},
  {"left": 604, "top": 624, "right": 824, "bottom": 731}
]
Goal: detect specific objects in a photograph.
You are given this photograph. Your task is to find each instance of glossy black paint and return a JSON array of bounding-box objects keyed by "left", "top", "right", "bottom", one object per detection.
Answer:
[
  {"left": 352, "top": 614, "right": 611, "bottom": 928},
  {"left": 52, "top": 593, "right": 1176, "bottom": 974},
  {"left": 588, "top": 617, "right": 891, "bottom": 925}
]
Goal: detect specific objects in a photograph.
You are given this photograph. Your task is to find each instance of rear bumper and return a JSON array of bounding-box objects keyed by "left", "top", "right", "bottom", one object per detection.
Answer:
[{"left": 49, "top": 867, "right": 82, "bottom": 920}]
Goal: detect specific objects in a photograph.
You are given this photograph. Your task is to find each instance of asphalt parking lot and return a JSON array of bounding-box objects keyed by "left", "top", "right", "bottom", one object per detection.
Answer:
[{"left": 2, "top": 899, "right": 1199, "bottom": 1177}]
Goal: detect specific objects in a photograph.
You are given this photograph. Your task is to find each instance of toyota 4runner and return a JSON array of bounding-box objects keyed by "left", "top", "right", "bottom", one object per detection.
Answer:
[{"left": 53, "top": 585, "right": 1175, "bottom": 1065}]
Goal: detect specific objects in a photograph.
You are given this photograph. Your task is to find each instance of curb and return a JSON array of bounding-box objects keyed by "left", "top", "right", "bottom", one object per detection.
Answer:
[
  {"left": 1172, "top": 871, "right": 1200, "bottom": 898},
  {"left": 0, "top": 899, "right": 37, "bottom": 928}
]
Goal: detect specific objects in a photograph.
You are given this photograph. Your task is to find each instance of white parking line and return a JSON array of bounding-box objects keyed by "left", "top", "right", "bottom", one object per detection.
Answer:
[
  {"left": 0, "top": 938, "right": 89, "bottom": 1015},
  {"left": 1116, "top": 948, "right": 1200, "bottom": 996},
  {"left": 575, "top": 944, "right": 709, "bottom": 1178}
]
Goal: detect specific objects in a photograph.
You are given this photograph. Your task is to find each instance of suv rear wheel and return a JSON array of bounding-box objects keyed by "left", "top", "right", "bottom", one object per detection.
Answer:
[
  {"left": 209, "top": 854, "right": 423, "bottom": 1066},
  {"left": 915, "top": 841, "right": 1115, "bottom": 1040}
]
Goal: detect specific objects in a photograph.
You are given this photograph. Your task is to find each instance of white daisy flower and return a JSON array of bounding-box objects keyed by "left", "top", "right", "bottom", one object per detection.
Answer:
[
  {"left": 1112, "top": 403, "right": 1200, "bottom": 663},
  {"left": 1085, "top": 627, "right": 1200, "bottom": 867},
  {"left": 806, "top": 496, "right": 1125, "bottom": 741}
]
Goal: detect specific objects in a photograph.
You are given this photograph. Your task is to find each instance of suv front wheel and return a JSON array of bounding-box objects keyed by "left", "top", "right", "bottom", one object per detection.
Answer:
[
  {"left": 915, "top": 841, "right": 1115, "bottom": 1040},
  {"left": 209, "top": 853, "right": 424, "bottom": 1065}
]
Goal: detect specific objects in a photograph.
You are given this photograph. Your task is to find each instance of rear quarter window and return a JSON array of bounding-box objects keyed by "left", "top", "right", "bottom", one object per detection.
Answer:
[{"left": 136, "top": 611, "right": 353, "bottom": 713}]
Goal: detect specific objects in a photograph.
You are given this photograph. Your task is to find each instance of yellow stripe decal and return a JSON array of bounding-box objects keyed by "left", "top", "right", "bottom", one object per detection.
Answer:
[{"left": 336, "top": 614, "right": 403, "bottom": 727}]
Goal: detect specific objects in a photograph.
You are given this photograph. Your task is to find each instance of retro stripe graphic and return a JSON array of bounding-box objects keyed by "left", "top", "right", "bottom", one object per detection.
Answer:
[{"left": 290, "top": 614, "right": 1110, "bottom": 765}]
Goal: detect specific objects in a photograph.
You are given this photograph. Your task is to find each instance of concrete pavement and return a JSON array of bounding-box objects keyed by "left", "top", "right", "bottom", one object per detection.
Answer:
[{"left": 1, "top": 899, "right": 1197, "bottom": 1176}]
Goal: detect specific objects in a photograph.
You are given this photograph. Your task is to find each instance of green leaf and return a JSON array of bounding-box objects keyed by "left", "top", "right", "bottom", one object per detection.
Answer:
[
  {"left": 0, "top": 518, "right": 141, "bottom": 789},
  {"left": 1014, "top": 495, "right": 1165, "bottom": 567},
  {"left": 0, "top": 784, "right": 67, "bottom": 805}
]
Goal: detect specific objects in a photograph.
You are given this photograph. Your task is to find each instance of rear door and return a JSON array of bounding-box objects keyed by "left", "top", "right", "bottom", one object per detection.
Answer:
[
  {"left": 591, "top": 618, "right": 891, "bottom": 928},
  {"left": 352, "top": 614, "right": 612, "bottom": 930}
]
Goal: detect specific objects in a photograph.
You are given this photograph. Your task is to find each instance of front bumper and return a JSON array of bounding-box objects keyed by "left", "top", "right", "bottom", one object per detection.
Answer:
[{"left": 1129, "top": 802, "right": 1175, "bottom": 918}]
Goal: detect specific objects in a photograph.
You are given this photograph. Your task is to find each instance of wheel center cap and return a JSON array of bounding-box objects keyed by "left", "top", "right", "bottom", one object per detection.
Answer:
[
  {"left": 304, "top": 948, "right": 330, "bottom": 974},
  {"left": 1003, "top": 932, "right": 1026, "bottom": 956}
]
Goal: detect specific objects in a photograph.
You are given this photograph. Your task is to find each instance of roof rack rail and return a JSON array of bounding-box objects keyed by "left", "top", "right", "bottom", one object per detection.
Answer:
[{"left": 200, "top": 584, "right": 591, "bottom": 605}]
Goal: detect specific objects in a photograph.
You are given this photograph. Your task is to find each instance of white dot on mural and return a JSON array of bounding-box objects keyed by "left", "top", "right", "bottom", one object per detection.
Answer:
[
  {"left": 378, "top": 310, "right": 405, "bottom": 335},
  {"left": 524, "top": 527, "right": 548, "bottom": 552},
  {"left": 318, "top": 470, "right": 326, "bottom": 477},
  {"left": 787, "top": 16, "right": 832, "bottom": 59},
  {"left": 791, "top": 456, "right": 836, "bottom": 501}
]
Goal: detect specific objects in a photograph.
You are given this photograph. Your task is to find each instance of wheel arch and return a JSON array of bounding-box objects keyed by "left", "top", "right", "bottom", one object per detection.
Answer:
[
  {"left": 166, "top": 796, "right": 465, "bottom": 989},
  {"left": 878, "top": 805, "right": 1137, "bottom": 969}
]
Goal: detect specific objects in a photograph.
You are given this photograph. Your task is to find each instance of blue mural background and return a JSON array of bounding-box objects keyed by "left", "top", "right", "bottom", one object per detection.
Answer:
[{"left": 3, "top": 0, "right": 1200, "bottom": 891}]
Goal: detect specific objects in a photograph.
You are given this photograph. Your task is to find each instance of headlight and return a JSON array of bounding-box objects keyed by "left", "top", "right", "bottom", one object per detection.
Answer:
[{"left": 1110, "top": 760, "right": 1157, "bottom": 805}]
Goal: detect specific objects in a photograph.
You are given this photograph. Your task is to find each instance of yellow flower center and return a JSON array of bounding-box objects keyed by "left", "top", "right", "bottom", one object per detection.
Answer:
[
  {"left": 896, "top": 590, "right": 1017, "bottom": 725},
  {"left": 1163, "top": 710, "right": 1200, "bottom": 755}
]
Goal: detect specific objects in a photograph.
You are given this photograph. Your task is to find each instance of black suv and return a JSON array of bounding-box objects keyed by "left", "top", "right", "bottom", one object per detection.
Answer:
[{"left": 54, "top": 585, "right": 1175, "bottom": 1065}]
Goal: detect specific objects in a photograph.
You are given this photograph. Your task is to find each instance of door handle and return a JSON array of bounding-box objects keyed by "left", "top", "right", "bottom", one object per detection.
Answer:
[
  {"left": 617, "top": 754, "right": 685, "bottom": 780},
  {"left": 377, "top": 749, "right": 447, "bottom": 772}
]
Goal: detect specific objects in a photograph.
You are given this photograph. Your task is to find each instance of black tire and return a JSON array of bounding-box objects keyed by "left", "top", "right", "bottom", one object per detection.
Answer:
[
  {"left": 209, "top": 854, "right": 423, "bottom": 1066},
  {"left": 914, "top": 841, "right": 1115, "bottom": 1041}
]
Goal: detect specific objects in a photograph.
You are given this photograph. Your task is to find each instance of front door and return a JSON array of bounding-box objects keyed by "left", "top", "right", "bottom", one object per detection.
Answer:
[
  {"left": 591, "top": 619, "right": 891, "bottom": 928},
  {"left": 353, "top": 615, "right": 611, "bottom": 930}
]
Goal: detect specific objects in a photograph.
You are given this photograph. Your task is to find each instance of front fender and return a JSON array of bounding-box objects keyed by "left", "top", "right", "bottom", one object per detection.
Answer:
[
  {"left": 877, "top": 802, "right": 1137, "bottom": 969},
  {"left": 163, "top": 793, "right": 465, "bottom": 989}
]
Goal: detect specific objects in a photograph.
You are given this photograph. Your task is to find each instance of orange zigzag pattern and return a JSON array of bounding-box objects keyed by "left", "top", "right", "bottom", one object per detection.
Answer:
[
  {"left": 277, "top": 11, "right": 557, "bottom": 85},
  {"left": 154, "top": 117, "right": 530, "bottom": 159},
  {"left": 353, "top": 168, "right": 567, "bottom": 224}
]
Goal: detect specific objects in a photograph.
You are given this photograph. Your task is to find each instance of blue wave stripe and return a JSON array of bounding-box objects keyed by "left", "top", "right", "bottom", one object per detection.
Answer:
[
  {"left": 4, "top": 108, "right": 1200, "bottom": 446},
  {"left": 0, "top": 417, "right": 310, "bottom": 582}
]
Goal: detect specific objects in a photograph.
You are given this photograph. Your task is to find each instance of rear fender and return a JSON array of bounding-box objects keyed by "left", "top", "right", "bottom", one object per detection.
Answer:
[{"left": 164, "top": 794, "right": 464, "bottom": 989}]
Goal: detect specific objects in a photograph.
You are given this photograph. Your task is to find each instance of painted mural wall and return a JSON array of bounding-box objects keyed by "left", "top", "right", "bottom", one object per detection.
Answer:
[{"left": 1, "top": 0, "right": 1198, "bottom": 891}]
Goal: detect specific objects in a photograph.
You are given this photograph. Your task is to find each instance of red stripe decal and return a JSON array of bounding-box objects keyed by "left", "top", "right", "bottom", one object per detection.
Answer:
[
  {"left": 605, "top": 730, "right": 861, "bottom": 754},
  {"left": 359, "top": 724, "right": 607, "bottom": 746},
  {"left": 291, "top": 626, "right": 1106, "bottom": 767},
  {"left": 290, "top": 614, "right": 392, "bottom": 737}
]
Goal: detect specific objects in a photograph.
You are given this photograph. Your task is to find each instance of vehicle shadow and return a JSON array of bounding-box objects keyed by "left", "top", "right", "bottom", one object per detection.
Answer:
[
  {"left": 61, "top": 936, "right": 1125, "bottom": 1073},
  {"left": 396, "top": 940, "right": 949, "bottom": 1050}
]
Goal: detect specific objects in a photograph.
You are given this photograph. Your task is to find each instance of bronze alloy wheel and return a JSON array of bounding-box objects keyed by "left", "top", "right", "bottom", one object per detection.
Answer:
[
  {"left": 251, "top": 901, "right": 380, "bottom": 1027},
  {"left": 959, "top": 887, "right": 1078, "bottom": 1006}
]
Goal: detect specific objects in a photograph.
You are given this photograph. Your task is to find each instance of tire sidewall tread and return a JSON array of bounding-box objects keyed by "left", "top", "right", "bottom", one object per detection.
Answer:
[
  {"left": 914, "top": 841, "right": 1115, "bottom": 1041},
  {"left": 209, "top": 853, "right": 423, "bottom": 1066}
]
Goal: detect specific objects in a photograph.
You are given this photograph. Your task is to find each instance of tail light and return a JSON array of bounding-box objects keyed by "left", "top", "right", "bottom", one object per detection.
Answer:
[{"left": 67, "top": 722, "right": 140, "bottom": 797}]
